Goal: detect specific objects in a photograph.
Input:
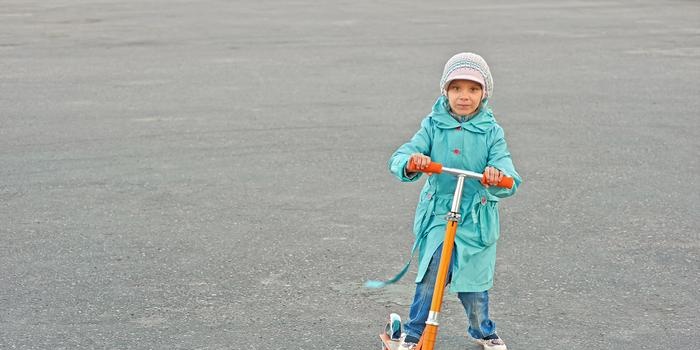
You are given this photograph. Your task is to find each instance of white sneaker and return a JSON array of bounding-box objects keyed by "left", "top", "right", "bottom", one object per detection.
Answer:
[
  {"left": 476, "top": 337, "right": 507, "bottom": 350},
  {"left": 398, "top": 340, "right": 417, "bottom": 349},
  {"left": 398, "top": 334, "right": 418, "bottom": 350}
]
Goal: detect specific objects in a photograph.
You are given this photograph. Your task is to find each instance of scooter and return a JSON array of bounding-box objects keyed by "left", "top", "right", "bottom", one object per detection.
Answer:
[{"left": 379, "top": 161, "right": 514, "bottom": 350}]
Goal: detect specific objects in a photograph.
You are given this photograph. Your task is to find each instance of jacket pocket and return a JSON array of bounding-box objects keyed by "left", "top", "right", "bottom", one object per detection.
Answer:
[
  {"left": 413, "top": 191, "right": 435, "bottom": 236},
  {"left": 472, "top": 192, "right": 500, "bottom": 246}
]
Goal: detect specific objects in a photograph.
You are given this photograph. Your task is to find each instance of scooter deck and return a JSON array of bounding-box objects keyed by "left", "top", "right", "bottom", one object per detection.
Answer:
[{"left": 379, "top": 333, "right": 402, "bottom": 350}]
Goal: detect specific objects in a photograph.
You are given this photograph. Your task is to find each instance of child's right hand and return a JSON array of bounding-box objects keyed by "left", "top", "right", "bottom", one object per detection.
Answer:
[{"left": 408, "top": 153, "right": 433, "bottom": 175}]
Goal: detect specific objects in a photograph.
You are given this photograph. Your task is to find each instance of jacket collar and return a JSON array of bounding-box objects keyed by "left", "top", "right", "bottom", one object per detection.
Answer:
[{"left": 428, "top": 96, "right": 496, "bottom": 134}]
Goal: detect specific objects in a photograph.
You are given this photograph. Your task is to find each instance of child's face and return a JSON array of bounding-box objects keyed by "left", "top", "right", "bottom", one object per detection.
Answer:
[{"left": 446, "top": 79, "right": 483, "bottom": 116}]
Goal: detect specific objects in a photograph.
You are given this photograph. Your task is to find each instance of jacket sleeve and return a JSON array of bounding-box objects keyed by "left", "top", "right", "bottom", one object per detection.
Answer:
[
  {"left": 486, "top": 125, "right": 522, "bottom": 197},
  {"left": 388, "top": 118, "right": 433, "bottom": 182}
]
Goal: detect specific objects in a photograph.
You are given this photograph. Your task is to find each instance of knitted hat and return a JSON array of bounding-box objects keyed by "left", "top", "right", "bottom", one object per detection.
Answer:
[{"left": 440, "top": 52, "right": 493, "bottom": 100}]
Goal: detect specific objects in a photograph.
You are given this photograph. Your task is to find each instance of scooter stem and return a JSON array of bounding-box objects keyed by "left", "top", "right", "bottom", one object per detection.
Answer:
[{"left": 417, "top": 175, "right": 466, "bottom": 350}]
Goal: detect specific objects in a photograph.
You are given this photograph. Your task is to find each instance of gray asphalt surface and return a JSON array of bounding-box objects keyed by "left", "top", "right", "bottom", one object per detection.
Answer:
[{"left": 1, "top": 1, "right": 699, "bottom": 349}]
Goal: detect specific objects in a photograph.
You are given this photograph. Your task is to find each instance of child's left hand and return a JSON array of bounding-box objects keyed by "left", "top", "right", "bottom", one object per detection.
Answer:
[{"left": 482, "top": 166, "right": 503, "bottom": 188}]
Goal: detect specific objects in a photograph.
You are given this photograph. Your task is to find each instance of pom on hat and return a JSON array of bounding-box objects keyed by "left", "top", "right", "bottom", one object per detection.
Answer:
[{"left": 440, "top": 52, "right": 493, "bottom": 100}]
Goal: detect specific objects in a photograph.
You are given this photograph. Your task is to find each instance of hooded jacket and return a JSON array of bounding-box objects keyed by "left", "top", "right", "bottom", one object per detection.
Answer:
[{"left": 388, "top": 96, "right": 522, "bottom": 292}]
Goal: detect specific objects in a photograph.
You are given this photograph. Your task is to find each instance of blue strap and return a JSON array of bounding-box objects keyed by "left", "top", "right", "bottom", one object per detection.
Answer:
[
  {"left": 364, "top": 193, "right": 435, "bottom": 289},
  {"left": 364, "top": 232, "right": 425, "bottom": 288}
]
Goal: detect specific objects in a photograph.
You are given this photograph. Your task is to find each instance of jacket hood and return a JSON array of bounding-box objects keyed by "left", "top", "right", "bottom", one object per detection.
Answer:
[{"left": 428, "top": 96, "right": 496, "bottom": 134}]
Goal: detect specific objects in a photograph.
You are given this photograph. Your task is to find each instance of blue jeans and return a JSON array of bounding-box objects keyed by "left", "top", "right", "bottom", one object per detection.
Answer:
[{"left": 404, "top": 243, "right": 497, "bottom": 341}]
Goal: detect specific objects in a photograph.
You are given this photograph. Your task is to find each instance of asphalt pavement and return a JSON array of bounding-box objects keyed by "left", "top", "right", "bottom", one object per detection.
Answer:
[{"left": 1, "top": 1, "right": 698, "bottom": 349}]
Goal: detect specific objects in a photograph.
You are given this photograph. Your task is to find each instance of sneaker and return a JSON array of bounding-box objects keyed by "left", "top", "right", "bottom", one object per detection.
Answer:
[
  {"left": 476, "top": 337, "right": 507, "bottom": 350},
  {"left": 399, "top": 334, "right": 419, "bottom": 349},
  {"left": 398, "top": 341, "right": 417, "bottom": 350}
]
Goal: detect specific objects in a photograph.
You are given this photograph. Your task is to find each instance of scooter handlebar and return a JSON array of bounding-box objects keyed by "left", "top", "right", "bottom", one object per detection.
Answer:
[
  {"left": 406, "top": 159, "right": 443, "bottom": 174},
  {"left": 480, "top": 175, "right": 514, "bottom": 189},
  {"left": 407, "top": 160, "right": 514, "bottom": 189}
]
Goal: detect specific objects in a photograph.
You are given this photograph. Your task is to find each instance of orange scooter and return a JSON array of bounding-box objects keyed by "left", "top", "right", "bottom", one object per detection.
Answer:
[{"left": 379, "top": 161, "right": 514, "bottom": 350}]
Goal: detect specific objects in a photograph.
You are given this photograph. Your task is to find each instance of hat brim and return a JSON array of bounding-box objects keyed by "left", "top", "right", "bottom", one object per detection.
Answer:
[{"left": 445, "top": 74, "right": 485, "bottom": 88}]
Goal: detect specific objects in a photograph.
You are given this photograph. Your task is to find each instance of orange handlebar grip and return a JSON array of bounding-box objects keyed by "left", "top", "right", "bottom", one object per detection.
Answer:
[
  {"left": 498, "top": 176, "right": 514, "bottom": 189},
  {"left": 481, "top": 175, "right": 514, "bottom": 189},
  {"left": 407, "top": 160, "right": 443, "bottom": 174}
]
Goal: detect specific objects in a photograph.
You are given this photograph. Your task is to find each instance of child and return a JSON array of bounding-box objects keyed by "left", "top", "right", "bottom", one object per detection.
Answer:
[{"left": 388, "top": 52, "right": 521, "bottom": 350}]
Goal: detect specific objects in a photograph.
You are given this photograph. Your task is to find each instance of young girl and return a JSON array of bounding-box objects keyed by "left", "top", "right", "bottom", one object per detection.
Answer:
[{"left": 388, "top": 52, "right": 521, "bottom": 350}]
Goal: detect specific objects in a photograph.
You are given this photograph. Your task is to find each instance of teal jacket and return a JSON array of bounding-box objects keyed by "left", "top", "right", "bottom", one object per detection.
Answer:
[{"left": 389, "top": 96, "right": 521, "bottom": 292}]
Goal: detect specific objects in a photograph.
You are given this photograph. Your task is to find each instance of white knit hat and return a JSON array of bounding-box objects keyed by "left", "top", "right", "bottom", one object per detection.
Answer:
[{"left": 440, "top": 52, "right": 493, "bottom": 100}]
